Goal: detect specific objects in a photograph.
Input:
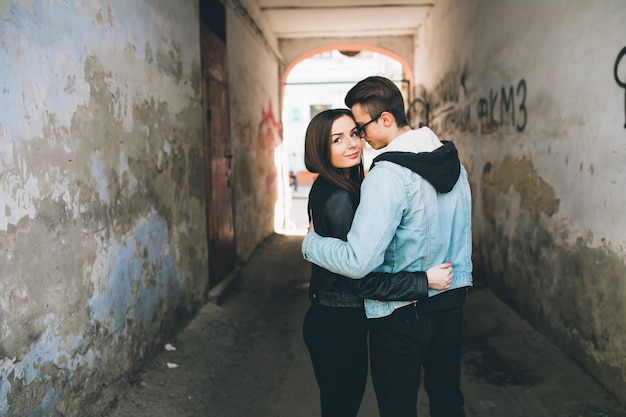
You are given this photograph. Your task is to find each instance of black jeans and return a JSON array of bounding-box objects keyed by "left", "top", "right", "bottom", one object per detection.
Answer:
[
  {"left": 369, "top": 304, "right": 465, "bottom": 417},
  {"left": 303, "top": 305, "right": 369, "bottom": 417}
]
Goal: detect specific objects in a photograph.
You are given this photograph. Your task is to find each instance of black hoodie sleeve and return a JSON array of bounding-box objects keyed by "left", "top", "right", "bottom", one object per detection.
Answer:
[{"left": 347, "top": 270, "right": 429, "bottom": 301}]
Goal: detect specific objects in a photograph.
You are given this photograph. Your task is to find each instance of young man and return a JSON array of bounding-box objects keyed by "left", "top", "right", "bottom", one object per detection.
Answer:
[{"left": 302, "top": 76, "right": 473, "bottom": 417}]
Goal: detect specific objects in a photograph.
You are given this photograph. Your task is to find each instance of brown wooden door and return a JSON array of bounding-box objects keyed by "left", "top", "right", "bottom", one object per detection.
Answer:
[{"left": 200, "top": 21, "right": 235, "bottom": 287}]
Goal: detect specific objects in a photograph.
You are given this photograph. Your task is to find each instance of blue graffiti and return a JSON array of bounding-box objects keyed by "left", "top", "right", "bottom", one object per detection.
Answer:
[
  {"left": 88, "top": 210, "right": 181, "bottom": 332},
  {"left": 0, "top": 320, "right": 91, "bottom": 415},
  {"left": 26, "top": 388, "right": 60, "bottom": 417}
]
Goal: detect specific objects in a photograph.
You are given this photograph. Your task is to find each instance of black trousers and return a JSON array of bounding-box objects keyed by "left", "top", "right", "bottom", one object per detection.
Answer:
[
  {"left": 369, "top": 304, "right": 465, "bottom": 417},
  {"left": 303, "top": 305, "right": 369, "bottom": 417}
]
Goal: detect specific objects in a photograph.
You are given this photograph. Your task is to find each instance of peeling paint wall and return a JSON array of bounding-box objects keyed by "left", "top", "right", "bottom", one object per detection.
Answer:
[
  {"left": 415, "top": 0, "right": 626, "bottom": 404},
  {"left": 225, "top": 4, "right": 282, "bottom": 260},
  {"left": 0, "top": 0, "right": 208, "bottom": 415}
]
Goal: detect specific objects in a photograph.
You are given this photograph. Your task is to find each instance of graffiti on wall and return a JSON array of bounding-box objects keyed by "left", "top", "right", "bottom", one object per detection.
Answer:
[
  {"left": 424, "top": 67, "right": 528, "bottom": 136},
  {"left": 430, "top": 102, "right": 472, "bottom": 134},
  {"left": 615, "top": 46, "right": 626, "bottom": 128},
  {"left": 258, "top": 100, "right": 282, "bottom": 193},
  {"left": 407, "top": 96, "right": 430, "bottom": 129},
  {"left": 421, "top": 64, "right": 473, "bottom": 134},
  {"left": 430, "top": 45, "right": 626, "bottom": 134},
  {"left": 477, "top": 79, "right": 527, "bottom": 134}
]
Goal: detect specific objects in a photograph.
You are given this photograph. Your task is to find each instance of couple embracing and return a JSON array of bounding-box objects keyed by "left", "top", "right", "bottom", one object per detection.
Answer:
[{"left": 301, "top": 76, "right": 472, "bottom": 417}]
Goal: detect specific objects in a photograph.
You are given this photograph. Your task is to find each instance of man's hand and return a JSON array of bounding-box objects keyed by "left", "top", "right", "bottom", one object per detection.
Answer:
[{"left": 426, "top": 262, "right": 453, "bottom": 290}]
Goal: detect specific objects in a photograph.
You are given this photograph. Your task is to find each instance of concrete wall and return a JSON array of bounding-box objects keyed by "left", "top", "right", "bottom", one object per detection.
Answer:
[
  {"left": 0, "top": 0, "right": 209, "bottom": 415},
  {"left": 415, "top": 0, "right": 626, "bottom": 403},
  {"left": 1, "top": 0, "right": 285, "bottom": 412},
  {"left": 226, "top": 1, "right": 283, "bottom": 259}
]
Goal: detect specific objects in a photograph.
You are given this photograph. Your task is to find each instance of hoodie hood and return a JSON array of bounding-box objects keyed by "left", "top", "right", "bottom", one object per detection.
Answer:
[{"left": 370, "top": 140, "right": 461, "bottom": 193}]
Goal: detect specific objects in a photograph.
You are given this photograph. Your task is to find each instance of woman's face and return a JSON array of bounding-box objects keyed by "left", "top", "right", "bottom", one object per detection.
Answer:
[{"left": 329, "top": 115, "right": 362, "bottom": 169}]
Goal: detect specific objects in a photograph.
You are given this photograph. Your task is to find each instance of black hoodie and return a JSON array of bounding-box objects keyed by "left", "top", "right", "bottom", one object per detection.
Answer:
[{"left": 370, "top": 140, "right": 461, "bottom": 193}]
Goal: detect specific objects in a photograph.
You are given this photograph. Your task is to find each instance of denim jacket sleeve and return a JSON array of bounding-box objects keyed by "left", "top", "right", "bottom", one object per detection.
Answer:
[{"left": 302, "top": 164, "right": 408, "bottom": 278}]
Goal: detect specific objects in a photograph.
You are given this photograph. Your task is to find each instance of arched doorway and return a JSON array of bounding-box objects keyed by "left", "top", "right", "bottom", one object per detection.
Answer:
[{"left": 275, "top": 46, "right": 412, "bottom": 234}]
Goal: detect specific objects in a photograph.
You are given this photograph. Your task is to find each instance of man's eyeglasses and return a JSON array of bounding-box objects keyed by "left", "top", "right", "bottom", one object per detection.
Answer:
[{"left": 357, "top": 112, "right": 384, "bottom": 136}]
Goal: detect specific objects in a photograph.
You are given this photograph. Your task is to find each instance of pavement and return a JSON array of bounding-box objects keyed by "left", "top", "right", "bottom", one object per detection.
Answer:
[{"left": 105, "top": 190, "right": 625, "bottom": 417}]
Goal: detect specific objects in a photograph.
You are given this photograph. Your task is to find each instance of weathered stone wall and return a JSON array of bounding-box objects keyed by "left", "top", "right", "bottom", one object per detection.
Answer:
[
  {"left": 226, "top": 2, "right": 283, "bottom": 260},
  {"left": 415, "top": 0, "right": 626, "bottom": 403},
  {"left": 0, "top": 0, "right": 208, "bottom": 415}
]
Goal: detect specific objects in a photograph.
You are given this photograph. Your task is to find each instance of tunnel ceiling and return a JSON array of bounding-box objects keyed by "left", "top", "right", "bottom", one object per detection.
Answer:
[{"left": 257, "top": 0, "right": 435, "bottom": 39}]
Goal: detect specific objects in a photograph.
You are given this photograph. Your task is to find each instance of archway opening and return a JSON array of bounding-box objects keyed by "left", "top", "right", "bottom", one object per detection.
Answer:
[{"left": 275, "top": 47, "right": 411, "bottom": 235}]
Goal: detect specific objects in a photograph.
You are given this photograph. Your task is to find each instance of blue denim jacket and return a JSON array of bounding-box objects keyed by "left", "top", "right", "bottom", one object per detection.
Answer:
[{"left": 302, "top": 128, "right": 473, "bottom": 318}]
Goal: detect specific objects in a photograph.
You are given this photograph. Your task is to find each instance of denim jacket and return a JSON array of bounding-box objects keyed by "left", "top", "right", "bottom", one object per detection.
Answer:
[
  {"left": 302, "top": 127, "right": 473, "bottom": 318},
  {"left": 307, "top": 176, "right": 430, "bottom": 308}
]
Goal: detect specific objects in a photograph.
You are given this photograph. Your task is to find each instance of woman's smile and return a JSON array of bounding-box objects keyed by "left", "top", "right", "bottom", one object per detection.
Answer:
[{"left": 330, "top": 115, "right": 363, "bottom": 169}]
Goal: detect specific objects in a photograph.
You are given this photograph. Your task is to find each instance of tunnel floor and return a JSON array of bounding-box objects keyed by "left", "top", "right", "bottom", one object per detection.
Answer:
[{"left": 104, "top": 233, "right": 625, "bottom": 417}]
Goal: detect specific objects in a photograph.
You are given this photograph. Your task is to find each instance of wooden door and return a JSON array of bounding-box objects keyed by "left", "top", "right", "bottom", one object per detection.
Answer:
[{"left": 200, "top": 19, "right": 235, "bottom": 287}]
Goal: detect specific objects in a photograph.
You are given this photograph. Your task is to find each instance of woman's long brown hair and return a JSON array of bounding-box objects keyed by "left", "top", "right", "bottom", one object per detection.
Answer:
[{"left": 304, "top": 109, "right": 364, "bottom": 197}]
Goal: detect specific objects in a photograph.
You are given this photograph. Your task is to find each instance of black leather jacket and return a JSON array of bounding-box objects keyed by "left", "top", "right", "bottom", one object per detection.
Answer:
[{"left": 307, "top": 177, "right": 429, "bottom": 308}]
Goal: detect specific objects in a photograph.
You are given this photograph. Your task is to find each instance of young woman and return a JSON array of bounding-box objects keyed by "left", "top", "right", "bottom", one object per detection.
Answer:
[{"left": 301, "top": 109, "right": 453, "bottom": 417}]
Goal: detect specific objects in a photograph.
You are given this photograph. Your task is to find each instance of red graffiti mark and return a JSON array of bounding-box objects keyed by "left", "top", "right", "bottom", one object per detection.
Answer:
[
  {"left": 265, "top": 170, "right": 277, "bottom": 195},
  {"left": 258, "top": 99, "right": 282, "bottom": 151}
]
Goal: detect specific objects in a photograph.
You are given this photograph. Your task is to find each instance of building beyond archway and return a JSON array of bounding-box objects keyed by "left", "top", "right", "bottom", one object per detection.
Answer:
[{"left": 275, "top": 47, "right": 409, "bottom": 234}]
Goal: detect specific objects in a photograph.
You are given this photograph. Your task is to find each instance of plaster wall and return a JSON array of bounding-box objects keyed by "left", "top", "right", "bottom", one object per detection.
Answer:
[
  {"left": 226, "top": 5, "right": 283, "bottom": 260},
  {"left": 0, "top": 0, "right": 208, "bottom": 415},
  {"left": 415, "top": 0, "right": 626, "bottom": 403}
]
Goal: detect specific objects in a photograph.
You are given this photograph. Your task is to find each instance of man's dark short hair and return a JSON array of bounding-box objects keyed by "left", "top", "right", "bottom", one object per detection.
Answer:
[{"left": 344, "top": 76, "right": 409, "bottom": 128}]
